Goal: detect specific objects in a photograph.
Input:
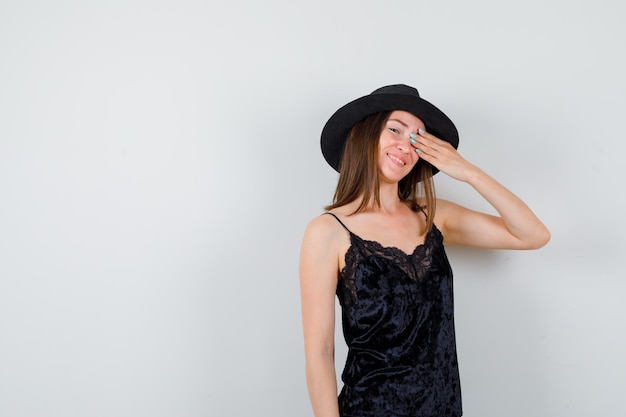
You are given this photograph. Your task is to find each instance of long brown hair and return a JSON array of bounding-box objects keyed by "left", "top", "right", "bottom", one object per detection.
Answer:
[{"left": 324, "top": 111, "right": 437, "bottom": 233}]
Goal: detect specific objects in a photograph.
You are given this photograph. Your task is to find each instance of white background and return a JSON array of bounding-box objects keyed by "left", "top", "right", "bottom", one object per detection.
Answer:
[{"left": 1, "top": 1, "right": 624, "bottom": 416}]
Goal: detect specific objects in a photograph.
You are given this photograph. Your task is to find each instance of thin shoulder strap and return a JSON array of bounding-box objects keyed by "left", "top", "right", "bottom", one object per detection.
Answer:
[{"left": 324, "top": 212, "right": 352, "bottom": 233}]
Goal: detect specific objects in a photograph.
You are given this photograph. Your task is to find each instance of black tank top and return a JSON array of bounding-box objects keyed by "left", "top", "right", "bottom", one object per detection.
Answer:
[{"left": 327, "top": 212, "right": 462, "bottom": 417}]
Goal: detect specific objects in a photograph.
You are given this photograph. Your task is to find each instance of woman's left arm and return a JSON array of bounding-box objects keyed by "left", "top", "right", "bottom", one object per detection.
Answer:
[{"left": 414, "top": 131, "right": 551, "bottom": 250}]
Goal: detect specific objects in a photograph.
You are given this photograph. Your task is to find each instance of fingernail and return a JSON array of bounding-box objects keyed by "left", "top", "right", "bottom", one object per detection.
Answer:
[
  {"left": 410, "top": 138, "right": 417, "bottom": 145},
  {"left": 415, "top": 148, "right": 422, "bottom": 154},
  {"left": 409, "top": 133, "right": 417, "bottom": 140},
  {"left": 418, "top": 128, "right": 425, "bottom": 135}
]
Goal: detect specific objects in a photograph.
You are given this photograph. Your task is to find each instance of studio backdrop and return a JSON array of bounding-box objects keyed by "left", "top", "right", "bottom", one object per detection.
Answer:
[{"left": 0, "top": 1, "right": 624, "bottom": 416}]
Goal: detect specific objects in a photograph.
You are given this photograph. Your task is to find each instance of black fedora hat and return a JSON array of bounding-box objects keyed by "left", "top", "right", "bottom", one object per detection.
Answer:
[{"left": 320, "top": 84, "right": 459, "bottom": 175}]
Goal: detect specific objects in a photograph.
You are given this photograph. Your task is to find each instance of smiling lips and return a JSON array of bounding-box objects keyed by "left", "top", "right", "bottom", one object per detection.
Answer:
[{"left": 387, "top": 153, "right": 407, "bottom": 167}]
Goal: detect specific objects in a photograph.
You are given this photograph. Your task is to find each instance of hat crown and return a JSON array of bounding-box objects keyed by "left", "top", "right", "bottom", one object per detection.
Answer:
[{"left": 371, "top": 84, "right": 420, "bottom": 98}]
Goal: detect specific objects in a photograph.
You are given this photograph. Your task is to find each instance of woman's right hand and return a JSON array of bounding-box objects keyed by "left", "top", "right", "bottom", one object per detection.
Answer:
[{"left": 412, "top": 129, "right": 477, "bottom": 183}]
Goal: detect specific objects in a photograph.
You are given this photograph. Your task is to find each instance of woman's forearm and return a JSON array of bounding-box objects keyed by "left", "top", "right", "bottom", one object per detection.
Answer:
[
  {"left": 465, "top": 164, "right": 551, "bottom": 248},
  {"left": 305, "top": 354, "right": 340, "bottom": 417}
]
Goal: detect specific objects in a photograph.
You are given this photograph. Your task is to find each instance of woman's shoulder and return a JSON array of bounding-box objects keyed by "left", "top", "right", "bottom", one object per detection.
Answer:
[
  {"left": 433, "top": 198, "right": 464, "bottom": 232},
  {"left": 434, "top": 198, "right": 459, "bottom": 214},
  {"left": 300, "top": 212, "right": 351, "bottom": 271},
  {"left": 303, "top": 211, "right": 348, "bottom": 244}
]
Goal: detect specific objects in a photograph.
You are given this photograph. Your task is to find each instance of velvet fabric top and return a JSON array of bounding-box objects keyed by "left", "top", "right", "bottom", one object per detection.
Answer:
[{"left": 328, "top": 213, "right": 462, "bottom": 417}]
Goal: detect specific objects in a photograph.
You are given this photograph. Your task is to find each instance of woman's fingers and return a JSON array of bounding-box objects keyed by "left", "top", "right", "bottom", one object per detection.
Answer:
[
  {"left": 415, "top": 130, "right": 451, "bottom": 151},
  {"left": 412, "top": 130, "right": 471, "bottom": 181},
  {"left": 412, "top": 131, "right": 446, "bottom": 162}
]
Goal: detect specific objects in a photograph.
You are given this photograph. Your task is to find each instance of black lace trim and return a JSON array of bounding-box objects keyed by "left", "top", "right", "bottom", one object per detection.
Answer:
[{"left": 338, "top": 225, "right": 445, "bottom": 307}]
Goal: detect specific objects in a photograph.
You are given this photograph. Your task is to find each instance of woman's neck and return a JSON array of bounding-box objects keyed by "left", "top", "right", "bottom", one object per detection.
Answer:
[{"left": 358, "top": 182, "right": 405, "bottom": 215}]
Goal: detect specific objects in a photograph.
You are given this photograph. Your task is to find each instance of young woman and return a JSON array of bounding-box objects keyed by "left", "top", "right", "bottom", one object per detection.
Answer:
[{"left": 299, "top": 84, "right": 550, "bottom": 417}]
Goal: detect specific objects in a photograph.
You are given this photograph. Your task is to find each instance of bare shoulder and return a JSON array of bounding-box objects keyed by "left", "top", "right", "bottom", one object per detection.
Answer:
[
  {"left": 433, "top": 198, "right": 462, "bottom": 221},
  {"left": 300, "top": 212, "right": 349, "bottom": 264},
  {"left": 433, "top": 198, "right": 470, "bottom": 237},
  {"left": 435, "top": 198, "right": 465, "bottom": 212},
  {"left": 300, "top": 213, "right": 348, "bottom": 287},
  {"left": 302, "top": 212, "right": 345, "bottom": 244}
]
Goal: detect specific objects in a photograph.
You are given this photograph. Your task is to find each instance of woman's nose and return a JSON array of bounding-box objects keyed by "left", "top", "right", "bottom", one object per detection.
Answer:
[{"left": 397, "top": 133, "right": 416, "bottom": 152}]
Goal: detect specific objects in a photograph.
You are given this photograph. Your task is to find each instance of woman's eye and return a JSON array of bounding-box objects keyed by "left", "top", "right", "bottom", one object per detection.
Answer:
[{"left": 389, "top": 127, "right": 400, "bottom": 134}]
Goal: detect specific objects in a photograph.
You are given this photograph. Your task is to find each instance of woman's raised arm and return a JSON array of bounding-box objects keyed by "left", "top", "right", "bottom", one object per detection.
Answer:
[{"left": 414, "top": 130, "right": 550, "bottom": 249}]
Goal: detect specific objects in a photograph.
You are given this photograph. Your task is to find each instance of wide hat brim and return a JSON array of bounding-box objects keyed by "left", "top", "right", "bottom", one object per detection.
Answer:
[{"left": 320, "top": 84, "right": 459, "bottom": 176}]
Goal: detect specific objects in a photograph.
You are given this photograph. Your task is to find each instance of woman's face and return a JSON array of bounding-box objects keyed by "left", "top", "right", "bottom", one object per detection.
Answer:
[{"left": 377, "top": 110, "right": 426, "bottom": 183}]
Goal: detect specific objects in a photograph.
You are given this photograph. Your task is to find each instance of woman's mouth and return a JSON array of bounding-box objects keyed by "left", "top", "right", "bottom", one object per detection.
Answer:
[{"left": 387, "top": 153, "right": 406, "bottom": 166}]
